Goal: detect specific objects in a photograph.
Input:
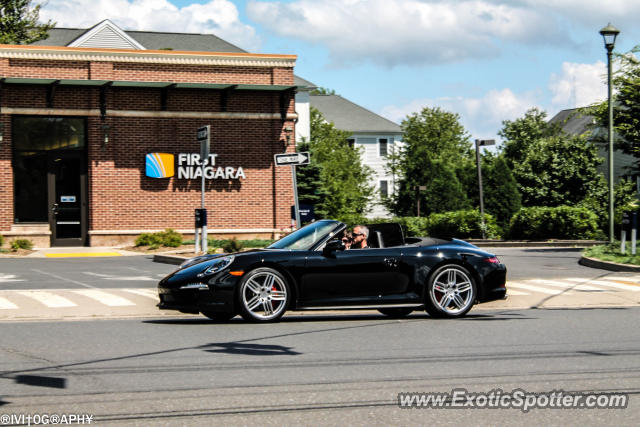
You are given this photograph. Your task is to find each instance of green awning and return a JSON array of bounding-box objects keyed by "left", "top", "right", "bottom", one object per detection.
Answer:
[{"left": 1, "top": 77, "right": 296, "bottom": 91}]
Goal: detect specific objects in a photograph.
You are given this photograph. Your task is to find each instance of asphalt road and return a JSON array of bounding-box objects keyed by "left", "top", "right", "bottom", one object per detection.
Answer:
[
  {"left": 0, "top": 247, "right": 603, "bottom": 290},
  {"left": 1, "top": 308, "right": 638, "bottom": 425}
]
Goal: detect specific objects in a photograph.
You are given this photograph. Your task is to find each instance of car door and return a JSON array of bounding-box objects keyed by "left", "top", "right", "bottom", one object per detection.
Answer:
[{"left": 299, "top": 247, "right": 409, "bottom": 306}]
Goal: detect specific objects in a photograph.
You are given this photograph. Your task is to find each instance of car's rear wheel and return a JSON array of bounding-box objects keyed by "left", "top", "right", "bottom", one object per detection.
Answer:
[
  {"left": 378, "top": 307, "right": 414, "bottom": 318},
  {"left": 201, "top": 311, "right": 236, "bottom": 321},
  {"left": 425, "top": 264, "right": 476, "bottom": 318},
  {"left": 238, "top": 267, "right": 290, "bottom": 322}
]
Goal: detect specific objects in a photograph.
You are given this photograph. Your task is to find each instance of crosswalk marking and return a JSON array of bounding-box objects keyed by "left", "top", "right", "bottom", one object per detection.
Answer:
[
  {"left": 506, "top": 289, "right": 529, "bottom": 296},
  {"left": 0, "top": 274, "right": 24, "bottom": 283},
  {"left": 72, "top": 289, "right": 136, "bottom": 306},
  {"left": 564, "top": 278, "right": 640, "bottom": 292},
  {"left": 528, "top": 279, "right": 605, "bottom": 292},
  {"left": 122, "top": 289, "right": 159, "bottom": 299},
  {"left": 17, "top": 291, "right": 77, "bottom": 308},
  {"left": 507, "top": 282, "right": 571, "bottom": 295},
  {"left": 0, "top": 296, "right": 19, "bottom": 309}
]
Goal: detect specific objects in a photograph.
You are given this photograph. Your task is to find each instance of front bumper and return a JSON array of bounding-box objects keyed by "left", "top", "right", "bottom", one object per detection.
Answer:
[{"left": 157, "top": 284, "right": 236, "bottom": 314}]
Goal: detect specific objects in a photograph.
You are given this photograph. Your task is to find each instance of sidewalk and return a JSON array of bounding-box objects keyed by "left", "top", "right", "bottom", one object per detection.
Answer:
[{"left": 22, "top": 246, "right": 143, "bottom": 258}]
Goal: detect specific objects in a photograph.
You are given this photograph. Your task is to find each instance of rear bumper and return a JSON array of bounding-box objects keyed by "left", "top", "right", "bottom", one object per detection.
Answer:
[{"left": 478, "top": 265, "right": 507, "bottom": 303}]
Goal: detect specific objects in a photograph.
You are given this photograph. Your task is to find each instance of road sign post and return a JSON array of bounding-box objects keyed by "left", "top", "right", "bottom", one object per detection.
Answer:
[
  {"left": 197, "top": 126, "right": 210, "bottom": 253},
  {"left": 274, "top": 152, "right": 310, "bottom": 229}
]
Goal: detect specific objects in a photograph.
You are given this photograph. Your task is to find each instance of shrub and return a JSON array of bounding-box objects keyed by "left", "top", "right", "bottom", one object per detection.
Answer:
[
  {"left": 135, "top": 232, "right": 163, "bottom": 247},
  {"left": 157, "top": 229, "right": 183, "bottom": 247},
  {"left": 135, "top": 229, "right": 184, "bottom": 247},
  {"left": 508, "top": 206, "right": 600, "bottom": 240},
  {"left": 427, "top": 209, "right": 501, "bottom": 239},
  {"left": 222, "top": 237, "right": 244, "bottom": 253},
  {"left": 11, "top": 239, "right": 33, "bottom": 251},
  {"left": 0, "top": 234, "right": 4, "bottom": 247}
]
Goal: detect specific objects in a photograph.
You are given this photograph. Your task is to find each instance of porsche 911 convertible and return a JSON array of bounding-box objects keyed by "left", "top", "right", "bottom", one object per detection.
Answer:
[{"left": 157, "top": 220, "right": 507, "bottom": 322}]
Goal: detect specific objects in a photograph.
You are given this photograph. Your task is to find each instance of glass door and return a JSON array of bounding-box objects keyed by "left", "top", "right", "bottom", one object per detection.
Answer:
[{"left": 48, "top": 152, "right": 86, "bottom": 246}]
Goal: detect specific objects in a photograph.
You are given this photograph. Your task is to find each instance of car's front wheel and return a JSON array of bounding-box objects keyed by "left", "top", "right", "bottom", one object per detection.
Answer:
[
  {"left": 425, "top": 264, "right": 476, "bottom": 318},
  {"left": 238, "top": 267, "right": 290, "bottom": 322}
]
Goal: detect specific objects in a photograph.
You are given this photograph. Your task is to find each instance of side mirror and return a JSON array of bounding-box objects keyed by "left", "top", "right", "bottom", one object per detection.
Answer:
[{"left": 323, "top": 239, "right": 344, "bottom": 256}]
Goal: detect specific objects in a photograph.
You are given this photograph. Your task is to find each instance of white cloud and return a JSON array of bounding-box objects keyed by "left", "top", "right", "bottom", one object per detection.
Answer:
[
  {"left": 381, "top": 88, "right": 540, "bottom": 140},
  {"left": 548, "top": 61, "right": 608, "bottom": 110},
  {"left": 39, "top": 0, "right": 260, "bottom": 50},
  {"left": 246, "top": 0, "right": 567, "bottom": 67}
]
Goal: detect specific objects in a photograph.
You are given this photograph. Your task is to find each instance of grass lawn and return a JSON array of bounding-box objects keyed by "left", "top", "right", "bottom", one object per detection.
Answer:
[{"left": 583, "top": 243, "right": 640, "bottom": 266}]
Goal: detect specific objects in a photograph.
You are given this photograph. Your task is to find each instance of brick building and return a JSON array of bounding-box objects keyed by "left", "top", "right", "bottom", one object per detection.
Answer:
[{"left": 0, "top": 21, "right": 297, "bottom": 247}]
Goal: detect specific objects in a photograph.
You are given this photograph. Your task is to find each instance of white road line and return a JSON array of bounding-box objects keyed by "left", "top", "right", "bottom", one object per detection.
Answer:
[
  {"left": 506, "top": 283, "right": 570, "bottom": 295},
  {"left": 506, "top": 289, "right": 529, "bottom": 296},
  {"left": 31, "top": 269, "right": 96, "bottom": 289},
  {"left": 0, "top": 274, "right": 24, "bottom": 283},
  {"left": 0, "top": 296, "right": 19, "bottom": 309},
  {"left": 72, "top": 289, "right": 135, "bottom": 306},
  {"left": 565, "top": 278, "right": 640, "bottom": 292},
  {"left": 17, "top": 291, "right": 77, "bottom": 308},
  {"left": 83, "top": 272, "right": 155, "bottom": 281},
  {"left": 122, "top": 289, "right": 159, "bottom": 299},
  {"left": 528, "top": 279, "right": 605, "bottom": 291}
]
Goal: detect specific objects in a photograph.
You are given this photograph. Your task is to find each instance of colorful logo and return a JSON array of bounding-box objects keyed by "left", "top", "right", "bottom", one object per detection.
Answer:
[{"left": 145, "top": 153, "right": 174, "bottom": 178}]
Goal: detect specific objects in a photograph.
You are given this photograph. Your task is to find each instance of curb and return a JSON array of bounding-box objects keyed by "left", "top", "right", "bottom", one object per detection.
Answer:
[{"left": 579, "top": 256, "right": 640, "bottom": 272}]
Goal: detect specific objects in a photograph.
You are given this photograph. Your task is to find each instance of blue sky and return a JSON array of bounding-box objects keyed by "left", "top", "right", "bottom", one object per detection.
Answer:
[{"left": 39, "top": 0, "right": 640, "bottom": 143}]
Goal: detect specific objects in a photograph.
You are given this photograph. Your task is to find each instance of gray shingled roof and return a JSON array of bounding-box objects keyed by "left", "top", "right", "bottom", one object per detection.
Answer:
[
  {"left": 32, "top": 27, "right": 246, "bottom": 53},
  {"left": 311, "top": 94, "right": 401, "bottom": 133},
  {"left": 548, "top": 108, "right": 596, "bottom": 136}
]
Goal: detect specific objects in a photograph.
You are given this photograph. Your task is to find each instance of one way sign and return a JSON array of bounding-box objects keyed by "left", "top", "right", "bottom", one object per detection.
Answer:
[{"left": 274, "top": 152, "right": 310, "bottom": 166}]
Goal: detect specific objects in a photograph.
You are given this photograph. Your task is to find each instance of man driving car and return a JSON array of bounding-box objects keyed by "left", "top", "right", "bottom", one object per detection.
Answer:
[{"left": 342, "top": 225, "right": 369, "bottom": 249}]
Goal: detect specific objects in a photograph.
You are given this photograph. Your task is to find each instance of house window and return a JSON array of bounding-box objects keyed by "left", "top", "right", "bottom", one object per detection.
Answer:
[
  {"left": 379, "top": 139, "right": 388, "bottom": 157},
  {"left": 347, "top": 138, "right": 355, "bottom": 148},
  {"left": 380, "top": 180, "right": 388, "bottom": 198}
]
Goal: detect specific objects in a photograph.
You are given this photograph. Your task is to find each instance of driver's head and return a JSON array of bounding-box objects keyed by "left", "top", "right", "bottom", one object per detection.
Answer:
[{"left": 352, "top": 225, "right": 369, "bottom": 241}]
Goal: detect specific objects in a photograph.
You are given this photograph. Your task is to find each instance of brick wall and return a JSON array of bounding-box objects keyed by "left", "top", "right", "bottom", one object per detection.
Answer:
[{"left": 0, "top": 52, "right": 296, "bottom": 241}]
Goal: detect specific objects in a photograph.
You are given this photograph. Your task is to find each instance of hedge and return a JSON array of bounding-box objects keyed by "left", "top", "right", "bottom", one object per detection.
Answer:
[
  {"left": 508, "top": 206, "right": 600, "bottom": 240},
  {"left": 347, "top": 209, "right": 501, "bottom": 239}
]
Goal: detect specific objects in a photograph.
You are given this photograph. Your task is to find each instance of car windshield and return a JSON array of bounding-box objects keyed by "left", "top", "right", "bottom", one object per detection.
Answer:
[{"left": 267, "top": 220, "right": 343, "bottom": 250}]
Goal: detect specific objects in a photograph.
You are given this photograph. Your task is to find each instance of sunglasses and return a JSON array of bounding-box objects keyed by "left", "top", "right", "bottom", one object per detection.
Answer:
[{"left": 351, "top": 233, "right": 363, "bottom": 237}]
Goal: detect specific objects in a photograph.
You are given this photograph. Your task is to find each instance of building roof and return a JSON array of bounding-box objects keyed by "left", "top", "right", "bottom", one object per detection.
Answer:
[
  {"left": 33, "top": 25, "right": 246, "bottom": 53},
  {"left": 548, "top": 108, "right": 597, "bottom": 136},
  {"left": 310, "top": 94, "right": 401, "bottom": 133}
]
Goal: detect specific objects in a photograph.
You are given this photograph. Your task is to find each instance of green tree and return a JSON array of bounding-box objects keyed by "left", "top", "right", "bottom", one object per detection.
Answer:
[
  {"left": 589, "top": 47, "right": 640, "bottom": 176},
  {"left": 513, "top": 133, "right": 603, "bottom": 207},
  {"left": 387, "top": 107, "right": 473, "bottom": 216},
  {"left": 482, "top": 154, "right": 522, "bottom": 231},
  {"left": 498, "top": 108, "right": 559, "bottom": 168},
  {"left": 0, "top": 0, "right": 54, "bottom": 44},
  {"left": 297, "top": 107, "right": 373, "bottom": 219},
  {"left": 295, "top": 139, "right": 329, "bottom": 219}
]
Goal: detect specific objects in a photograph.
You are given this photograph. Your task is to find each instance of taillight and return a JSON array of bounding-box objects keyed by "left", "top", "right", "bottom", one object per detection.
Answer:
[{"left": 483, "top": 256, "right": 500, "bottom": 264}]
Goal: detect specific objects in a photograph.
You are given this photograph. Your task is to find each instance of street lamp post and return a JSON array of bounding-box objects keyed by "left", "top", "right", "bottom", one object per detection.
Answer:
[
  {"left": 600, "top": 23, "right": 620, "bottom": 244},
  {"left": 475, "top": 139, "right": 495, "bottom": 239}
]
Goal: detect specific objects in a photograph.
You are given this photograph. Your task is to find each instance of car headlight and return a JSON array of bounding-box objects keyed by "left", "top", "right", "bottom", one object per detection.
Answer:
[{"left": 199, "top": 255, "right": 235, "bottom": 276}]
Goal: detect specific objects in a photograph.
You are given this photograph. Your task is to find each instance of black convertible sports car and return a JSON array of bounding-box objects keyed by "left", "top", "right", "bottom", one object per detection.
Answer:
[{"left": 157, "top": 220, "right": 507, "bottom": 322}]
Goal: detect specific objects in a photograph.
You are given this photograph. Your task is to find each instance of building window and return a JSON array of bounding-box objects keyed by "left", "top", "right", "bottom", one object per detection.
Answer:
[
  {"left": 347, "top": 138, "right": 355, "bottom": 148},
  {"left": 380, "top": 180, "right": 388, "bottom": 198},
  {"left": 379, "top": 139, "right": 388, "bottom": 157}
]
